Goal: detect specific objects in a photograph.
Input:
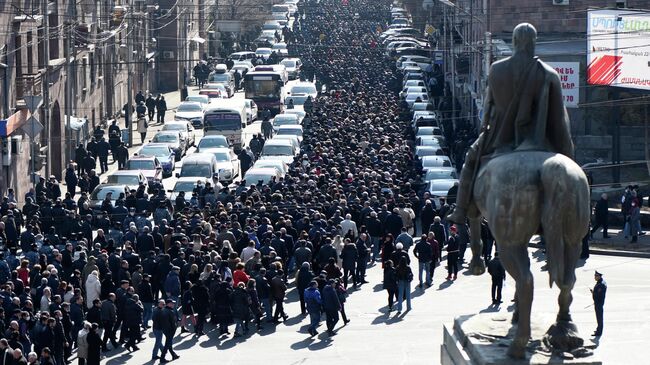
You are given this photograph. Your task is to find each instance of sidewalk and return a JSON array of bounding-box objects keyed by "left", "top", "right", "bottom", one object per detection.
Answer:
[{"left": 529, "top": 228, "right": 650, "bottom": 259}]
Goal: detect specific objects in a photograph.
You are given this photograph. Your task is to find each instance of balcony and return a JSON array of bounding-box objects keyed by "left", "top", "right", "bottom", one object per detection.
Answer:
[{"left": 15, "top": 73, "right": 43, "bottom": 99}]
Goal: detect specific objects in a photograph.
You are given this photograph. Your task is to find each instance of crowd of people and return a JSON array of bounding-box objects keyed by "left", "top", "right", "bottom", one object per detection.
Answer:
[{"left": 0, "top": 0, "right": 493, "bottom": 364}]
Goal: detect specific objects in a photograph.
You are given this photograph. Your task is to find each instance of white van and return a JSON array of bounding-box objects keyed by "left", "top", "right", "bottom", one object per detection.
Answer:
[
  {"left": 176, "top": 153, "right": 221, "bottom": 187},
  {"left": 203, "top": 99, "right": 247, "bottom": 148},
  {"left": 229, "top": 51, "right": 256, "bottom": 62}
]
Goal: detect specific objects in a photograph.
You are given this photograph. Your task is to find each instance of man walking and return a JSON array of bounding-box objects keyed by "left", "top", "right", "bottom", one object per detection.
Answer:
[
  {"left": 156, "top": 95, "right": 167, "bottom": 125},
  {"left": 321, "top": 279, "right": 341, "bottom": 336},
  {"left": 446, "top": 225, "right": 459, "bottom": 280},
  {"left": 151, "top": 300, "right": 165, "bottom": 361},
  {"left": 304, "top": 281, "right": 322, "bottom": 336},
  {"left": 100, "top": 294, "right": 118, "bottom": 351},
  {"left": 413, "top": 235, "right": 433, "bottom": 288},
  {"left": 591, "top": 271, "right": 607, "bottom": 337},
  {"left": 487, "top": 252, "right": 506, "bottom": 305},
  {"left": 271, "top": 270, "right": 288, "bottom": 322},
  {"left": 160, "top": 299, "right": 180, "bottom": 362},
  {"left": 591, "top": 193, "right": 609, "bottom": 239},
  {"left": 145, "top": 94, "right": 156, "bottom": 122}
]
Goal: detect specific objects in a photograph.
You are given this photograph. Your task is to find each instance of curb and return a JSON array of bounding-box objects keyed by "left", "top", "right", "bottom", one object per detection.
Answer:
[{"left": 527, "top": 243, "right": 650, "bottom": 259}]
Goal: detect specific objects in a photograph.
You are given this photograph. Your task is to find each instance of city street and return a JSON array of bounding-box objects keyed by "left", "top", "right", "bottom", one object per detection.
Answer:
[{"left": 101, "top": 249, "right": 649, "bottom": 365}]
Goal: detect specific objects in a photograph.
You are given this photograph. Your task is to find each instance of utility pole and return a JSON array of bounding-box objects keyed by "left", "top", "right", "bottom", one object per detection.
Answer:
[
  {"left": 450, "top": 5, "right": 456, "bottom": 130},
  {"left": 42, "top": 0, "right": 50, "bottom": 181},
  {"left": 127, "top": 5, "right": 134, "bottom": 147},
  {"left": 65, "top": 0, "right": 75, "bottom": 161}
]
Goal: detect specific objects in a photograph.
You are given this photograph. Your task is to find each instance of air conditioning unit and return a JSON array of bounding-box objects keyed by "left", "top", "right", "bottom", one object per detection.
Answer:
[
  {"left": 162, "top": 51, "right": 174, "bottom": 59},
  {"left": 553, "top": 0, "right": 569, "bottom": 5}
]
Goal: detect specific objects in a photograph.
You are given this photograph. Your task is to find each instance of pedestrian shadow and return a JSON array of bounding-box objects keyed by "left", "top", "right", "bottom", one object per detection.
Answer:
[
  {"left": 283, "top": 314, "right": 304, "bottom": 326},
  {"left": 105, "top": 352, "right": 134, "bottom": 365},
  {"left": 479, "top": 304, "right": 501, "bottom": 313},
  {"left": 411, "top": 287, "right": 427, "bottom": 299},
  {"left": 175, "top": 334, "right": 199, "bottom": 350},
  {"left": 371, "top": 312, "right": 404, "bottom": 325},
  {"left": 257, "top": 322, "right": 278, "bottom": 336},
  {"left": 373, "top": 283, "right": 384, "bottom": 292},
  {"left": 437, "top": 280, "right": 453, "bottom": 290}
]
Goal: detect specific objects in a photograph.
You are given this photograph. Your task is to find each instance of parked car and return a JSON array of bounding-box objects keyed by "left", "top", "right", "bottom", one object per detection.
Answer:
[
  {"left": 252, "top": 159, "right": 289, "bottom": 177},
  {"left": 88, "top": 184, "right": 131, "bottom": 213},
  {"left": 260, "top": 139, "right": 299, "bottom": 165},
  {"left": 208, "top": 65, "right": 235, "bottom": 97},
  {"left": 105, "top": 170, "right": 147, "bottom": 189},
  {"left": 416, "top": 126, "right": 443, "bottom": 138},
  {"left": 271, "top": 42, "right": 289, "bottom": 57},
  {"left": 201, "top": 147, "right": 241, "bottom": 183},
  {"left": 270, "top": 135, "right": 301, "bottom": 153},
  {"left": 244, "top": 99, "right": 258, "bottom": 124},
  {"left": 415, "top": 145, "right": 445, "bottom": 158},
  {"left": 280, "top": 58, "right": 302, "bottom": 79},
  {"left": 176, "top": 153, "right": 221, "bottom": 187},
  {"left": 255, "top": 47, "right": 273, "bottom": 60},
  {"left": 162, "top": 121, "right": 196, "bottom": 147},
  {"left": 169, "top": 177, "right": 210, "bottom": 202},
  {"left": 175, "top": 101, "right": 204, "bottom": 127},
  {"left": 400, "top": 86, "right": 427, "bottom": 99},
  {"left": 283, "top": 109, "right": 306, "bottom": 124},
  {"left": 185, "top": 95, "right": 210, "bottom": 107},
  {"left": 272, "top": 114, "right": 300, "bottom": 131},
  {"left": 151, "top": 131, "right": 186, "bottom": 160},
  {"left": 275, "top": 125, "right": 303, "bottom": 143},
  {"left": 289, "top": 82, "right": 318, "bottom": 99},
  {"left": 197, "top": 135, "right": 229, "bottom": 152},
  {"left": 425, "top": 179, "right": 459, "bottom": 207},
  {"left": 124, "top": 155, "right": 164, "bottom": 182},
  {"left": 137, "top": 143, "right": 176, "bottom": 176},
  {"left": 421, "top": 155, "right": 452, "bottom": 171},
  {"left": 242, "top": 167, "right": 283, "bottom": 186}
]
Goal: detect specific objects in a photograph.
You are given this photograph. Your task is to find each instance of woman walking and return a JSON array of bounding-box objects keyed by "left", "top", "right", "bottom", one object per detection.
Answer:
[
  {"left": 383, "top": 260, "right": 398, "bottom": 312},
  {"left": 395, "top": 257, "right": 413, "bottom": 313}
]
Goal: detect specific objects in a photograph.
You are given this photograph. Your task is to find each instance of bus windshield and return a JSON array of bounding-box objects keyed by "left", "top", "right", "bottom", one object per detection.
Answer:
[
  {"left": 204, "top": 113, "right": 241, "bottom": 131},
  {"left": 245, "top": 79, "right": 281, "bottom": 100}
]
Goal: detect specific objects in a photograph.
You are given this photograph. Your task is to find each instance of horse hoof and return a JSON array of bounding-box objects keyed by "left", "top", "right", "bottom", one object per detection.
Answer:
[
  {"left": 470, "top": 257, "right": 486, "bottom": 275},
  {"left": 543, "top": 321, "right": 584, "bottom": 352}
]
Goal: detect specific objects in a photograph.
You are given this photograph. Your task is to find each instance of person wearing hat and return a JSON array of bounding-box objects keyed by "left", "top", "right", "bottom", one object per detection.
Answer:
[
  {"left": 160, "top": 299, "right": 180, "bottom": 362},
  {"left": 446, "top": 225, "right": 460, "bottom": 280},
  {"left": 591, "top": 271, "right": 607, "bottom": 337}
]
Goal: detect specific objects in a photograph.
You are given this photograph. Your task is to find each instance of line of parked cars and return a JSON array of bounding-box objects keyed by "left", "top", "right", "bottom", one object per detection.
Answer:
[{"left": 381, "top": 9, "right": 458, "bottom": 207}]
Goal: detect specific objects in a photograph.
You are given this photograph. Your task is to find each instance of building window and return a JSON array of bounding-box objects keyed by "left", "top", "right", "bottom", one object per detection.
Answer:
[{"left": 616, "top": 0, "right": 627, "bottom": 8}]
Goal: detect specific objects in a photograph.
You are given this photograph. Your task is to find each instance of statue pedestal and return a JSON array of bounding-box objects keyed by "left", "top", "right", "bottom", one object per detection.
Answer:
[{"left": 441, "top": 313, "right": 601, "bottom": 365}]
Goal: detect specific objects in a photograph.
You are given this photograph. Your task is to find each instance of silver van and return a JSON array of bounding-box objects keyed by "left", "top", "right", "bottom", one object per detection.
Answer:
[{"left": 176, "top": 153, "right": 221, "bottom": 186}]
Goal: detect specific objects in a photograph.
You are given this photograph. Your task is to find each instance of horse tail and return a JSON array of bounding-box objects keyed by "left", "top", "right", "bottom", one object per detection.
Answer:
[{"left": 540, "top": 155, "right": 590, "bottom": 288}]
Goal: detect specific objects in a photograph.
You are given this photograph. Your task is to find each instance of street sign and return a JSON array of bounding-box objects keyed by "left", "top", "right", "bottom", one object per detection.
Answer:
[
  {"left": 425, "top": 25, "right": 435, "bottom": 35},
  {"left": 23, "top": 95, "right": 43, "bottom": 114},
  {"left": 23, "top": 116, "right": 44, "bottom": 138},
  {"left": 434, "top": 51, "right": 443, "bottom": 65}
]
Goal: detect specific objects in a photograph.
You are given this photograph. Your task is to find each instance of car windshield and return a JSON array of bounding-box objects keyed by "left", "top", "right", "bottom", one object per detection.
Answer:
[
  {"left": 126, "top": 160, "right": 155, "bottom": 170},
  {"left": 140, "top": 146, "right": 170, "bottom": 157},
  {"left": 186, "top": 96, "right": 207, "bottom": 104},
  {"left": 273, "top": 115, "right": 298, "bottom": 126},
  {"left": 206, "top": 84, "right": 226, "bottom": 90},
  {"left": 281, "top": 60, "right": 296, "bottom": 67},
  {"left": 273, "top": 44, "right": 287, "bottom": 50},
  {"left": 204, "top": 113, "right": 242, "bottom": 131},
  {"left": 291, "top": 85, "right": 316, "bottom": 94},
  {"left": 177, "top": 103, "right": 202, "bottom": 112},
  {"left": 90, "top": 187, "right": 123, "bottom": 200},
  {"left": 163, "top": 124, "right": 185, "bottom": 131},
  {"left": 429, "top": 181, "right": 456, "bottom": 192},
  {"left": 180, "top": 164, "right": 212, "bottom": 178},
  {"left": 425, "top": 170, "right": 458, "bottom": 180},
  {"left": 257, "top": 49, "right": 272, "bottom": 55},
  {"left": 105, "top": 175, "right": 141, "bottom": 185},
  {"left": 244, "top": 173, "right": 272, "bottom": 184},
  {"left": 277, "top": 128, "right": 301, "bottom": 137},
  {"left": 209, "top": 73, "right": 231, "bottom": 83},
  {"left": 153, "top": 134, "right": 179, "bottom": 143},
  {"left": 263, "top": 145, "right": 293, "bottom": 155},
  {"left": 198, "top": 137, "right": 228, "bottom": 149},
  {"left": 212, "top": 152, "right": 230, "bottom": 162},
  {"left": 417, "top": 148, "right": 438, "bottom": 156},
  {"left": 174, "top": 181, "right": 198, "bottom": 192}
]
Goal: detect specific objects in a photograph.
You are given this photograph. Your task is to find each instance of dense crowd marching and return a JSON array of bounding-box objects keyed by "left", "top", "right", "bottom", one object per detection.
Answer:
[{"left": 0, "top": 0, "right": 480, "bottom": 364}]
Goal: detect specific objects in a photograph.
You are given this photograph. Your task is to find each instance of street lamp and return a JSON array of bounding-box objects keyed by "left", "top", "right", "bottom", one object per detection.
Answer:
[{"left": 0, "top": 63, "right": 8, "bottom": 119}]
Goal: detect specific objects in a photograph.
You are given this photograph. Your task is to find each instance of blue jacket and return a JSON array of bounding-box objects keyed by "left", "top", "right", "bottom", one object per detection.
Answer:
[
  {"left": 304, "top": 287, "right": 322, "bottom": 313},
  {"left": 164, "top": 271, "right": 181, "bottom": 297}
]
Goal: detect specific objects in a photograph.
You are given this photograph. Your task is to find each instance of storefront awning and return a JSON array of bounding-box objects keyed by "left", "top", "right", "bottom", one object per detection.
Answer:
[
  {"left": 65, "top": 115, "right": 88, "bottom": 131},
  {"left": 0, "top": 109, "right": 30, "bottom": 137}
]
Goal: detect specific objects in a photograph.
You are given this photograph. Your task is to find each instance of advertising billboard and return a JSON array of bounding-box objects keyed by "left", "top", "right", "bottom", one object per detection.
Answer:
[
  {"left": 547, "top": 62, "right": 580, "bottom": 108},
  {"left": 587, "top": 9, "right": 650, "bottom": 90}
]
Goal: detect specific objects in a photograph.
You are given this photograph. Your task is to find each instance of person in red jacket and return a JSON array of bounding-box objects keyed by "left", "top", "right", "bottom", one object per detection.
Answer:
[{"left": 232, "top": 263, "right": 250, "bottom": 287}]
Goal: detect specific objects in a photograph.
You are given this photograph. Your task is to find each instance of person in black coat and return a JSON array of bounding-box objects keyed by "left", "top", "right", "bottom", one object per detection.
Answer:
[
  {"left": 230, "top": 283, "right": 252, "bottom": 337},
  {"left": 213, "top": 280, "right": 233, "bottom": 335},
  {"left": 384, "top": 209, "right": 404, "bottom": 238},
  {"left": 124, "top": 294, "right": 144, "bottom": 351},
  {"left": 487, "top": 252, "right": 506, "bottom": 305},
  {"left": 155, "top": 96, "right": 167, "bottom": 125},
  {"left": 446, "top": 226, "right": 460, "bottom": 280},
  {"left": 339, "top": 241, "right": 358, "bottom": 288},
  {"left": 74, "top": 144, "right": 87, "bottom": 174},
  {"left": 296, "top": 263, "right": 315, "bottom": 315},
  {"left": 420, "top": 200, "right": 436, "bottom": 233},
  {"left": 591, "top": 271, "right": 607, "bottom": 337},
  {"left": 95, "top": 138, "right": 111, "bottom": 174},
  {"left": 145, "top": 94, "right": 156, "bottom": 122},
  {"left": 591, "top": 193, "right": 609, "bottom": 239},
  {"left": 64, "top": 165, "right": 78, "bottom": 198},
  {"left": 190, "top": 280, "right": 209, "bottom": 336},
  {"left": 87, "top": 324, "right": 102, "bottom": 365}
]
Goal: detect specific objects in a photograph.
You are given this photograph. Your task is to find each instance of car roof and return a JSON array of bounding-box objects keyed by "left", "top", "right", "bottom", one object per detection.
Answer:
[
  {"left": 175, "top": 177, "right": 209, "bottom": 183},
  {"left": 179, "top": 101, "right": 202, "bottom": 106},
  {"left": 141, "top": 143, "right": 171, "bottom": 149},
  {"left": 183, "top": 152, "right": 216, "bottom": 162},
  {"left": 109, "top": 170, "right": 144, "bottom": 176},
  {"left": 265, "top": 138, "right": 294, "bottom": 146},
  {"left": 277, "top": 125, "right": 302, "bottom": 130},
  {"left": 200, "top": 147, "right": 231, "bottom": 153},
  {"left": 129, "top": 155, "right": 156, "bottom": 160},
  {"left": 245, "top": 167, "right": 279, "bottom": 175},
  {"left": 93, "top": 183, "right": 128, "bottom": 189},
  {"left": 154, "top": 131, "right": 180, "bottom": 136},
  {"left": 200, "top": 135, "right": 227, "bottom": 140}
]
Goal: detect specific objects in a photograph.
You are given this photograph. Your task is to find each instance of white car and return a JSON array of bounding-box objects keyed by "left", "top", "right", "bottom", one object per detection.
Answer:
[
  {"left": 252, "top": 159, "right": 289, "bottom": 177},
  {"left": 405, "top": 92, "right": 429, "bottom": 107},
  {"left": 289, "top": 82, "right": 318, "bottom": 99},
  {"left": 280, "top": 58, "right": 302, "bottom": 79},
  {"left": 272, "top": 114, "right": 300, "bottom": 131},
  {"left": 174, "top": 102, "right": 204, "bottom": 126},
  {"left": 255, "top": 47, "right": 273, "bottom": 60},
  {"left": 185, "top": 95, "right": 210, "bottom": 107},
  {"left": 260, "top": 139, "right": 299, "bottom": 165},
  {"left": 162, "top": 120, "right": 195, "bottom": 147},
  {"left": 421, "top": 155, "right": 453, "bottom": 171},
  {"left": 403, "top": 79, "right": 427, "bottom": 89},
  {"left": 426, "top": 179, "right": 459, "bottom": 207},
  {"left": 415, "top": 145, "right": 445, "bottom": 158},
  {"left": 201, "top": 147, "right": 241, "bottom": 183},
  {"left": 243, "top": 167, "right": 283, "bottom": 186},
  {"left": 197, "top": 135, "right": 229, "bottom": 152},
  {"left": 400, "top": 86, "right": 427, "bottom": 99},
  {"left": 271, "top": 134, "right": 301, "bottom": 153},
  {"left": 169, "top": 177, "right": 211, "bottom": 202},
  {"left": 424, "top": 167, "right": 458, "bottom": 181},
  {"left": 283, "top": 109, "right": 306, "bottom": 124},
  {"left": 275, "top": 125, "right": 303, "bottom": 142},
  {"left": 416, "top": 126, "right": 443, "bottom": 138},
  {"left": 105, "top": 170, "right": 148, "bottom": 189},
  {"left": 272, "top": 42, "right": 289, "bottom": 57},
  {"left": 244, "top": 99, "right": 258, "bottom": 124}
]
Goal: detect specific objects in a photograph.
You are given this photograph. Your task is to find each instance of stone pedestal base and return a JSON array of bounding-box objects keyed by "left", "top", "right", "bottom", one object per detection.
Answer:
[{"left": 441, "top": 313, "right": 601, "bottom": 365}]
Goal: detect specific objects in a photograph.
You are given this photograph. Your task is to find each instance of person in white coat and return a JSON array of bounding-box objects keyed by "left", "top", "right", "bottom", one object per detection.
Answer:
[
  {"left": 340, "top": 214, "right": 358, "bottom": 240},
  {"left": 77, "top": 321, "right": 91, "bottom": 365},
  {"left": 85, "top": 271, "right": 102, "bottom": 309},
  {"left": 137, "top": 113, "right": 148, "bottom": 144}
]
